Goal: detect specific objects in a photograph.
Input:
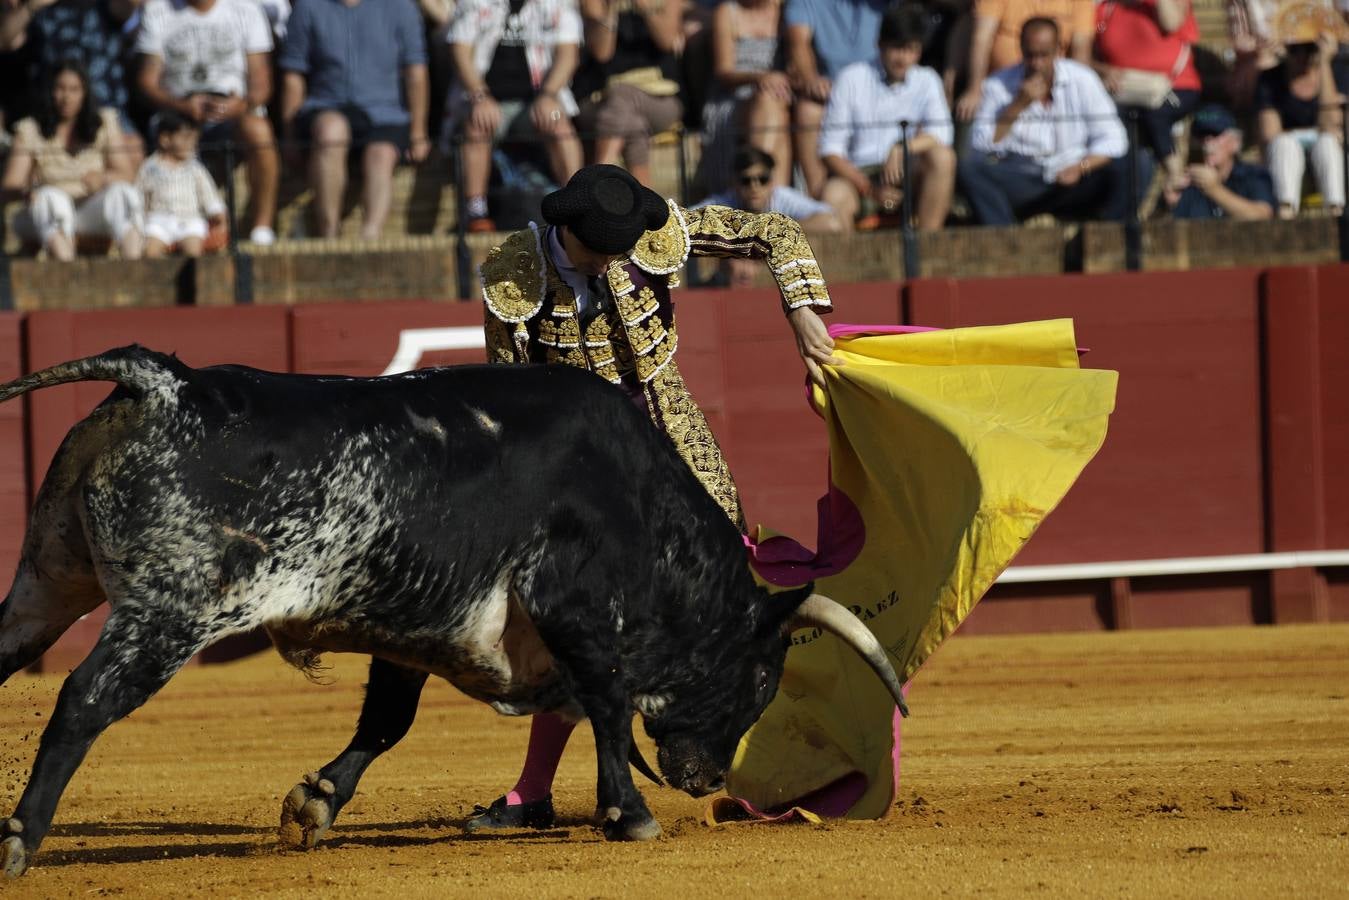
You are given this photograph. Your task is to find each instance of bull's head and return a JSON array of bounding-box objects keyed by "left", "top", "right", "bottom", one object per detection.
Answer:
[{"left": 635, "top": 584, "right": 908, "bottom": 798}]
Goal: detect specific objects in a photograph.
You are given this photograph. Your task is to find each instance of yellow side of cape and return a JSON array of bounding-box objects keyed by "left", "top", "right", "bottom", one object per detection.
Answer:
[{"left": 726, "top": 319, "right": 1119, "bottom": 819}]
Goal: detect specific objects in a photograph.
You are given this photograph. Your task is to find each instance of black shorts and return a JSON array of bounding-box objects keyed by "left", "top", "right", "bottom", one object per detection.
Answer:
[{"left": 296, "top": 104, "right": 409, "bottom": 154}]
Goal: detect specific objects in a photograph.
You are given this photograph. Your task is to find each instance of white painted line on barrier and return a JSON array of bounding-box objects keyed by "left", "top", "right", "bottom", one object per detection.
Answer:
[
  {"left": 381, "top": 327, "right": 487, "bottom": 376},
  {"left": 998, "top": 550, "right": 1349, "bottom": 583}
]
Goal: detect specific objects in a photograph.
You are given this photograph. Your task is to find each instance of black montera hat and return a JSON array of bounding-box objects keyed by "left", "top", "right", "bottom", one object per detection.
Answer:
[{"left": 542, "top": 164, "right": 670, "bottom": 254}]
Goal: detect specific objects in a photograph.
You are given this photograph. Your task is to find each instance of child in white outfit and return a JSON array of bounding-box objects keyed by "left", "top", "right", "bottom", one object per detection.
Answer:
[{"left": 136, "top": 112, "right": 227, "bottom": 257}]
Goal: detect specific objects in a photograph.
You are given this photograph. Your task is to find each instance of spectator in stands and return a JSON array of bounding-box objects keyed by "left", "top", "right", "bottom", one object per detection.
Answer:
[
  {"left": 918, "top": 0, "right": 975, "bottom": 106},
  {"left": 819, "top": 4, "right": 956, "bottom": 231},
  {"left": 135, "top": 0, "right": 280, "bottom": 245},
  {"left": 447, "top": 0, "right": 584, "bottom": 232},
  {"left": 0, "top": 48, "right": 24, "bottom": 145},
  {"left": 1092, "top": 0, "right": 1202, "bottom": 198},
  {"left": 418, "top": 0, "right": 455, "bottom": 144},
  {"left": 785, "top": 0, "right": 889, "bottom": 197},
  {"left": 1, "top": 59, "right": 144, "bottom": 259},
  {"left": 1170, "top": 103, "right": 1276, "bottom": 219},
  {"left": 254, "top": 0, "right": 291, "bottom": 39},
  {"left": 695, "top": 144, "right": 843, "bottom": 230},
  {"left": 1225, "top": 0, "right": 1280, "bottom": 110},
  {"left": 700, "top": 0, "right": 791, "bottom": 191},
  {"left": 1256, "top": 29, "right": 1348, "bottom": 217},
  {"left": 694, "top": 143, "right": 841, "bottom": 285},
  {"left": 0, "top": 0, "right": 144, "bottom": 162},
  {"left": 959, "top": 17, "right": 1129, "bottom": 225},
  {"left": 280, "top": 0, "right": 430, "bottom": 240},
  {"left": 574, "top": 0, "right": 683, "bottom": 187},
  {"left": 955, "top": 0, "right": 1093, "bottom": 121},
  {"left": 136, "top": 111, "right": 228, "bottom": 256}
]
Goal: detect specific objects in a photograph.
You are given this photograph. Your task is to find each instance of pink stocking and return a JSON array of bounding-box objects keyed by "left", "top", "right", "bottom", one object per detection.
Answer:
[{"left": 505, "top": 712, "right": 577, "bottom": 805}]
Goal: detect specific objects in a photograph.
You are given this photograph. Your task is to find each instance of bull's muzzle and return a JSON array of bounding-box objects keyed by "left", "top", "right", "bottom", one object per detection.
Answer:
[{"left": 656, "top": 742, "right": 726, "bottom": 797}]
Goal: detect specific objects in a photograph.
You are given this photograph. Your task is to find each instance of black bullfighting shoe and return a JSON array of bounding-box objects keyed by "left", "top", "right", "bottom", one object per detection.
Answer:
[{"left": 463, "top": 795, "right": 556, "bottom": 833}]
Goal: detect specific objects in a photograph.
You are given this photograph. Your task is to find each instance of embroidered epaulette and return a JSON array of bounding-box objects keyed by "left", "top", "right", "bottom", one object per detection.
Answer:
[
  {"left": 480, "top": 224, "right": 546, "bottom": 324},
  {"left": 628, "top": 200, "right": 690, "bottom": 275}
]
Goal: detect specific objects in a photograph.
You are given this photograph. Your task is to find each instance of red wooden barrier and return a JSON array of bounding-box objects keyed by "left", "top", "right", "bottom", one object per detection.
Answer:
[
  {"left": 291, "top": 301, "right": 487, "bottom": 375},
  {"left": 23, "top": 307, "right": 290, "bottom": 671},
  {"left": 1264, "top": 265, "right": 1349, "bottom": 623},
  {"left": 8, "top": 267, "right": 1347, "bottom": 676},
  {"left": 0, "top": 313, "right": 24, "bottom": 599},
  {"left": 709, "top": 282, "right": 902, "bottom": 544},
  {"left": 908, "top": 270, "right": 1271, "bottom": 632}
]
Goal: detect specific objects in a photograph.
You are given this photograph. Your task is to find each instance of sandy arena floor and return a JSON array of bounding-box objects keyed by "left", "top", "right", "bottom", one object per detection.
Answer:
[{"left": 1, "top": 623, "right": 1347, "bottom": 898}]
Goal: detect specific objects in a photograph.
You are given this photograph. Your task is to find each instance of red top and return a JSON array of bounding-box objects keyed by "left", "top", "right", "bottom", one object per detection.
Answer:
[{"left": 1094, "top": 0, "right": 1201, "bottom": 92}]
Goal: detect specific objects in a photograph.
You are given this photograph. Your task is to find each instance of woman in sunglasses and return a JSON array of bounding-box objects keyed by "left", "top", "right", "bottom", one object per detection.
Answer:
[{"left": 694, "top": 145, "right": 844, "bottom": 233}]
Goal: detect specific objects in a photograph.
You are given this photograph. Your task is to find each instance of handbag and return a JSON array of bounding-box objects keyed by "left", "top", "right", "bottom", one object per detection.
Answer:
[
  {"left": 1110, "top": 65, "right": 1181, "bottom": 108},
  {"left": 1099, "top": 2, "right": 1191, "bottom": 109}
]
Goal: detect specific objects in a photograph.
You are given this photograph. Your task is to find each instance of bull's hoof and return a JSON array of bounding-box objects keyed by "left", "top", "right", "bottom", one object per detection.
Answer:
[
  {"left": 278, "top": 772, "right": 336, "bottom": 850},
  {"left": 1, "top": 819, "right": 27, "bottom": 879},
  {"left": 601, "top": 807, "right": 662, "bottom": 842}
]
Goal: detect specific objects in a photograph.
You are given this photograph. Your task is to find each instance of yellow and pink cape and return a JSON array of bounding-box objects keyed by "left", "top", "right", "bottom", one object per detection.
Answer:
[{"left": 710, "top": 319, "right": 1119, "bottom": 824}]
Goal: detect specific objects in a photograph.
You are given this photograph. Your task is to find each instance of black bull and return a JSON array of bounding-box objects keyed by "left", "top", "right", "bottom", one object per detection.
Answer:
[{"left": 0, "top": 346, "right": 906, "bottom": 878}]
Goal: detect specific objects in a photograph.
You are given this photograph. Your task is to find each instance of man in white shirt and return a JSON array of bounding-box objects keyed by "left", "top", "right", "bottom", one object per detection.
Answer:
[
  {"left": 136, "top": 0, "right": 280, "bottom": 245},
  {"left": 447, "top": 0, "right": 585, "bottom": 232},
  {"left": 818, "top": 4, "right": 956, "bottom": 231},
  {"left": 958, "top": 17, "right": 1130, "bottom": 226}
]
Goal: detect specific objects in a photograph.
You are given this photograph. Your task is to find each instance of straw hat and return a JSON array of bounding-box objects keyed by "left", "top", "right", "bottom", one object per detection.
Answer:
[{"left": 1271, "top": 0, "right": 1349, "bottom": 45}]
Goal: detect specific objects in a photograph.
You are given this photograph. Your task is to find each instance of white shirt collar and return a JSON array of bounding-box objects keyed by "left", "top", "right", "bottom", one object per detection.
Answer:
[{"left": 547, "top": 226, "right": 576, "bottom": 272}]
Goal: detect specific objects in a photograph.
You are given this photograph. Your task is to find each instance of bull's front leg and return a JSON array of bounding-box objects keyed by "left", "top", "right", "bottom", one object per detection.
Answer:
[
  {"left": 3, "top": 606, "right": 206, "bottom": 878},
  {"left": 279, "top": 657, "right": 428, "bottom": 849},
  {"left": 584, "top": 688, "right": 661, "bottom": 841},
  {"left": 535, "top": 618, "right": 659, "bottom": 842}
]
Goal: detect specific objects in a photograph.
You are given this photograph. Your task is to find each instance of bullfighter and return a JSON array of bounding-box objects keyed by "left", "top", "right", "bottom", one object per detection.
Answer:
[{"left": 473, "top": 163, "right": 839, "bottom": 830}]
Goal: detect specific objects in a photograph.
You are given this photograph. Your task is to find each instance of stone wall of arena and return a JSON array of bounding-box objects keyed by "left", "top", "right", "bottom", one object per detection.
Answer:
[{"left": 1, "top": 265, "right": 1346, "bottom": 672}]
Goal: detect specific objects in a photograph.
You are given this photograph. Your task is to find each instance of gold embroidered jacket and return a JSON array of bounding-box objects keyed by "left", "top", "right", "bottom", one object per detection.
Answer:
[{"left": 481, "top": 201, "right": 832, "bottom": 526}]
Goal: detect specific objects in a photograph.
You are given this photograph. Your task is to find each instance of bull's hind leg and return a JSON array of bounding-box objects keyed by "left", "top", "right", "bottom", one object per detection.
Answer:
[
  {"left": 1, "top": 605, "right": 207, "bottom": 878},
  {"left": 0, "top": 564, "right": 103, "bottom": 685},
  {"left": 278, "top": 657, "right": 428, "bottom": 850}
]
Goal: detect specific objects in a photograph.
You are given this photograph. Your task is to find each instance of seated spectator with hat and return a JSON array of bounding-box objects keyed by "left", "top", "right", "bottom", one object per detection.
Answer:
[
  {"left": 472, "top": 162, "right": 841, "bottom": 834},
  {"left": 1170, "top": 104, "right": 1276, "bottom": 219},
  {"left": 1254, "top": 7, "right": 1349, "bottom": 218}
]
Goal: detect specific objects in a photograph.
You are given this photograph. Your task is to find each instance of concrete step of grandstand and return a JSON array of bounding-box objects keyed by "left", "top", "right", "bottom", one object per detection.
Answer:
[{"left": 4, "top": 217, "right": 1340, "bottom": 311}]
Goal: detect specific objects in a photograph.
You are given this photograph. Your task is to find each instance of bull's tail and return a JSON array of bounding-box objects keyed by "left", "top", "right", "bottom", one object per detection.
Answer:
[{"left": 0, "top": 345, "right": 190, "bottom": 407}]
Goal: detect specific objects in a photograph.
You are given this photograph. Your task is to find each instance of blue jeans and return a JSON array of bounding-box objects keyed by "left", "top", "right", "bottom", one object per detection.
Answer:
[{"left": 958, "top": 152, "right": 1131, "bottom": 226}]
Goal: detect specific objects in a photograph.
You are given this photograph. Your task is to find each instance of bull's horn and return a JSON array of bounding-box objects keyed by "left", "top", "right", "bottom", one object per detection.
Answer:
[
  {"left": 790, "top": 594, "right": 910, "bottom": 718},
  {"left": 629, "top": 730, "right": 663, "bottom": 786}
]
